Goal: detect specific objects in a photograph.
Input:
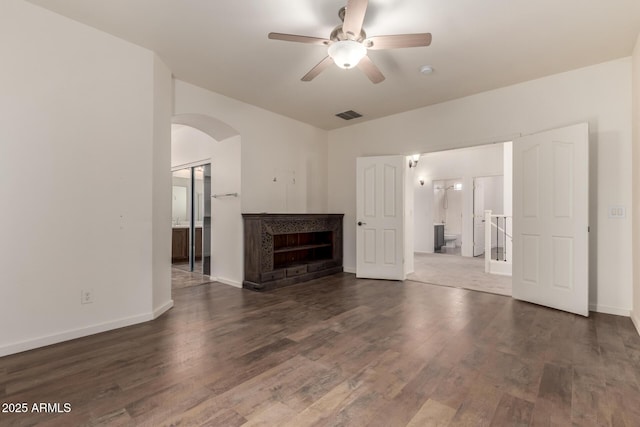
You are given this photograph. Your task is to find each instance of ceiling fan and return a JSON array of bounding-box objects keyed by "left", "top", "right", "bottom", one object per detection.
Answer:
[{"left": 268, "top": 0, "right": 432, "bottom": 84}]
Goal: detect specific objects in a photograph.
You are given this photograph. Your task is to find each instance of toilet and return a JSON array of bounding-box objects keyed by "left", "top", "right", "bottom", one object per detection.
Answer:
[{"left": 444, "top": 234, "right": 457, "bottom": 248}]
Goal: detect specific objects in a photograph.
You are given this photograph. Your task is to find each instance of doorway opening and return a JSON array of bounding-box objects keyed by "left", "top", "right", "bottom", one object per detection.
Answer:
[
  {"left": 354, "top": 125, "right": 588, "bottom": 315},
  {"left": 170, "top": 114, "right": 242, "bottom": 292},
  {"left": 409, "top": 142, "right": 513, "bottom": 296},
  {"left": 433, "top": 179, "right": 463, "bottom": 256},
  {"left": 171, "top": 164, "right": 211, "bottom": 275}
]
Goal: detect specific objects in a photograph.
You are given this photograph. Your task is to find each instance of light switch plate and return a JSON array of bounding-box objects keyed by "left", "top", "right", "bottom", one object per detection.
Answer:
[{"left": 608, "top": 206, "right": 626, "bottom": 219}]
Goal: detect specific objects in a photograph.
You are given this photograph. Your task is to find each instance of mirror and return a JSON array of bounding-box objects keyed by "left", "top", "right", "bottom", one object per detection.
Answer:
[
  {"left": 171, "top": 165, "right": 211, "bottom": 275},
  {"left": 172, "top": 169, "right": 192, "bottom": 225},
  {"left": 172, "top": 186, "right": 187, "bottom": 223}
]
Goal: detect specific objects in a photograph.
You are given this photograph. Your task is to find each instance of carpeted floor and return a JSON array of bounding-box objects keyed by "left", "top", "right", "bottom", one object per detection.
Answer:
[{"left": 407, "top": 252, "right": 512, "bottom": 296}]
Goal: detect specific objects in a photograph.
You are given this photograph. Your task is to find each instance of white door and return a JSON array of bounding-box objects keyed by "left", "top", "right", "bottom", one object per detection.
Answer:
[
  {"left": 473, "top": 179, "right": 485, "bottom": 257},
  {"left": 513, "top": 123, "right": 589, "bottom": 316},
  {"left": 356, "top": 155, "right": 405, "bottom": 280}
]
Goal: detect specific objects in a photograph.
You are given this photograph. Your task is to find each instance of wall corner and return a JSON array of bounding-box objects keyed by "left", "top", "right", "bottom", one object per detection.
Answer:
[{"left": 152, "top": 54, "right": 174, "bottom": 311}]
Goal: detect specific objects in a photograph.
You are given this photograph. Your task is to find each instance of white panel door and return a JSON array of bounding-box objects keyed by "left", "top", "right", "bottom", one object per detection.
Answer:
[
  {"left": 473, "top": 179, "right": 485, "bottom": 257},
  {"left": 513, "top": 123, "right": 589, "bottom": 316},
  {"left": 356, "top": 156, "right": 405, "bottom": 280}
]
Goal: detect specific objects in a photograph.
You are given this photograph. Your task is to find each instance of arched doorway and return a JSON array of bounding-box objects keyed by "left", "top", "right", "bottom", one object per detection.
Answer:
[{"left": 170, "top": 114, "right": 242, "bottom": 290}]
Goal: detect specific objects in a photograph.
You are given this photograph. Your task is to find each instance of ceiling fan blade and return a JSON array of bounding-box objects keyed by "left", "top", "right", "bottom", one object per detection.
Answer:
[
  {"left": 357, "top": 55, "right": 385, "bottom": 84},
  {"left": 343, "top": 0, "right": 368, "bottom": 39},
  {"left": 302, "top": 56, "right": 334, "bottom": 81},
  {"left": 268, "top": 32, "right": 331, "bottom": 46},
  {"left": 365, "top": 33, "right": 432, "bottom": 50}
]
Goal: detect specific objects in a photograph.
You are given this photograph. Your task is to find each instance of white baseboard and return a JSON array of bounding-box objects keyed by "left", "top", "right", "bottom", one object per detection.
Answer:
[
  {"left": 215, "top": 277, "right": 242, "bottom": 288},
  {"left": 344, "top": 266, "right": 356, "bottom": 274},
  {"left": 153, "top": 299, "right": 174, "bottom": 318},
  {"left": 0, "top": 311, "right": 158, "bottom": 358},
  {"left": 631, "top": 311, "right": 640, "bottom": 336},
  {"left": 589, "top": 304, "right": 631, "bottom": 317},
  {"left": 488, "top": 271, "right": 512, "bottom": 277},
  {"left": 488, "top": 261, "right": 512, "bottom": 277}
]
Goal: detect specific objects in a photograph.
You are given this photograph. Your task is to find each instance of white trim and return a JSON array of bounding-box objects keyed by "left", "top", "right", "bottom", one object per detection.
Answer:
[
  {"left": 214, "top": 277, "right": 242, "bottom": 288},
  {"left": 419, "top": 134, "right": 520, "bottom": 156},
  {"left": 414, "top": 251, "right": 433, "bottom": 255},
  {"left": 153, "top": 299, "right": 174, "bottom": 318},
  {"left": 344, "top": 266, "right": 356, "bottom": 274},
  {"left": 487, "top": 260, "right": 512, "bottom": 277},
  {"left": 631, "top": 311, "right": 640, "bottom": 337},
  {"left": 488, "top": 270, "right": 512, "bottom": 277},
  {"left": 588, "top": 303, "right": 631, "bottom": 317},
  {"left": 171, "top": 159, "right": 211, "bottom": 172},
  {"left": 0, "top": 312, "right": 157, "bottom": 358}
]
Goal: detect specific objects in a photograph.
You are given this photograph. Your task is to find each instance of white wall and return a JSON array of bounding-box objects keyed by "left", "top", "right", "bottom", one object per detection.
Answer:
[
  {"left": 443, "top": 181, "right": 463, "bottom": 235},
  {"left": 503, "top": 141, "right": 514, "bottom": 264},
  {"left": 172, "top": 124, "right": 214, "bottom": 168},
  {"left": 414, "top": 144, "right": 504, "bottom": 255},
  {"left": 328, "top": 58, "right": 632, "bottom": 316},
  {"left": 0, "top": 0, "right": 172, "bottom": 356},
  {"left": 476, "top": 175, "right": 505, "bottom": 249},
  {"left": 503, "top": 142, "right": 514, "bottom": 217},
  {"left": 210, "top": 135, "right": 243, "bottom": 287},
  {"left": 432, "top": 182, "right": 446, "bottom": 226},
  {"left": 481, "top": 176, "right": 504, "bottom": 215},
  {"left": 433, "top": 179, "right": 464, "bottom": 242},
  {"left": 171, "top": 125, "right": 243, "bottom": 287},
  {"left": 173, "top": 80, "right": 328, "bottom": 214},
  {"left": 405, "top": 158, "right": 415, "bottom": 274},
  {"left": 152, "top": 55, "right": 173, "bottom": 315},
  {"left": 632, "top": 34, "right": 640, "bottom": 333}
]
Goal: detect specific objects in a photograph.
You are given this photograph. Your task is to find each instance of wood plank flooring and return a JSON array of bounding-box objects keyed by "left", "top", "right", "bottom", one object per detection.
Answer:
[{"left": 1, "top": 273, "right": 640, "bottom": 426}]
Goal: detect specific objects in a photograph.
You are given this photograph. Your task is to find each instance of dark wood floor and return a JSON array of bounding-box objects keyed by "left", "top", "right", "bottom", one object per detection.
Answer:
[{"left": 1, "top": 273, "right": 640, "bottom": 426}]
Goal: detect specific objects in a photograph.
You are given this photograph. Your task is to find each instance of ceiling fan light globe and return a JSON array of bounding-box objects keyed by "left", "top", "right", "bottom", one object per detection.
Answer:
[{"left": 327, "top": 40, "right": 366, "bottom": 69}]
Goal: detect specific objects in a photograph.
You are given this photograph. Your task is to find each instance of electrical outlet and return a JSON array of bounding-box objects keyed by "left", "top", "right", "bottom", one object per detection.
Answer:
[{"left": 81, "top": 289, "right": 94, "bottom": 304}]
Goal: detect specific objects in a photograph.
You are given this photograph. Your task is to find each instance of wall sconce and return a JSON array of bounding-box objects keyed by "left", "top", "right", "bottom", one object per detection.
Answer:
[
  {"left": 408, "top": 154, "right": 420, "bottom": 168},
  {"left": 419, "top": 178, "right": 425, "bottom": 186}
]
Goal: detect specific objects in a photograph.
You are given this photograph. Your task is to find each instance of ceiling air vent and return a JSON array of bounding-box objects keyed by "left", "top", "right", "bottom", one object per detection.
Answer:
[{"left": 335, "top": 110, "right": 362, "bottom": 120}]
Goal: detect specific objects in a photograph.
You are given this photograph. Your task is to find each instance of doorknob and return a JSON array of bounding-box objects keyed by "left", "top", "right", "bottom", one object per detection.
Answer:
[{"left": 357, "top": 221, "right": 366, "bottom": 226}]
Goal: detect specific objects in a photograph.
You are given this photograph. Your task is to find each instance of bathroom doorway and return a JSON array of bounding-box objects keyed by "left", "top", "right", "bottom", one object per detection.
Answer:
[
  {"left": 171, "top": 164, "right": 211, "bottom": 275},
  {"left": 433, "top": 179, "right": 463, "bottom": 256}
]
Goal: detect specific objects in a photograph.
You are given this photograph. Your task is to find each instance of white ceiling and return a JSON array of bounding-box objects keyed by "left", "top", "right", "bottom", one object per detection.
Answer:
[{"left": 27, "top": 0, "right": 640, "bottom": 130}]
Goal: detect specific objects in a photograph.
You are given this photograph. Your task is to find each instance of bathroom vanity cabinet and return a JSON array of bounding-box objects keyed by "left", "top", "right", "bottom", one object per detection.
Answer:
[{"left": 171, "top": 227, "right": 202, "bottom": 262}]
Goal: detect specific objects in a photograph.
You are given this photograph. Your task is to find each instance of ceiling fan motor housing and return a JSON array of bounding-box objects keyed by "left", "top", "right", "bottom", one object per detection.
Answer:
[{"left": 330, "top": 25, "right": 366, "bottom": 43}]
